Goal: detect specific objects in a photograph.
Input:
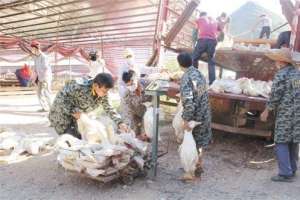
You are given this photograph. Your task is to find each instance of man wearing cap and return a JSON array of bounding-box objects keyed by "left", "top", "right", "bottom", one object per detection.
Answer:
[
  {"left": 261, "top": 48, "right": 300, "bottom": 182},
  {"left": 30, "top": 41, "right": 52, "bottom": 112}
]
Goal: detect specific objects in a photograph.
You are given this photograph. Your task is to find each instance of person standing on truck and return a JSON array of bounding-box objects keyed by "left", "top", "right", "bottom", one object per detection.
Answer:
[
  {"left": 192, "top": 12, "right": 219, "bottom": 85},
  {"left": 216, "top": 12, "right": 230, "bottom": 42},
  {"left": 253, "top": 14, "right": 272, "bottom": 39},
  {"left": 276, "top": 31, "right": 291, "bottom": 48},
  {"left": 260, "top": 48, "right": 300, "bottom": 182}
]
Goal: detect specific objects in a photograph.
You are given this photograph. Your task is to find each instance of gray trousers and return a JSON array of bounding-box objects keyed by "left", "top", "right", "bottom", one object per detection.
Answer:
[
  {"left": 37, "top": 81, "right": 52, "bottom": 111},
  {"left": 275, "top": 143, "right": 299, "bottom": 177},
  {"left": 259, "top": 26, "right": 271, "bottom": 39}
]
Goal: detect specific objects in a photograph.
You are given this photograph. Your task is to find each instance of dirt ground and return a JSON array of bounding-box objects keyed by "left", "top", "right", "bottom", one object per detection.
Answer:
[{"left": 1, "top": 94, "right": 300, "bottom": 200}]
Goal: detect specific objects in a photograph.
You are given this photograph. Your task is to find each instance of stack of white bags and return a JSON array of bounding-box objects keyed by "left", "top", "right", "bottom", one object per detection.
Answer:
[
  {"left": 210, "top": 78, "right": 272, "bottom": 98},
  {"left": 0, "top": 128, "right": 54, "bottom": 163},
  {"left": 56, "top": 114, "right": 149, "bottom": 179}
]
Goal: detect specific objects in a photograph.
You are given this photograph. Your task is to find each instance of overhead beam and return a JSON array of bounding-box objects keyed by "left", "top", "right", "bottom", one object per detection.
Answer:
[
  {"left": 72, "top": 38, "right": 153, "bottom": 47},
  {"left": 4, "top": 1, "right": 68, "bottom": 39},
  {"left": 0, "top": 4, "right": 157, "bottom": 32},
  {"left": 164, "top": 0, "right": 199, "bottom": 46},
  {"left": 279, "top": 0, "right": 294, "bottom": 27},
  {"left": 167, "top": 7, "right": 194, "bottom": 26},
  {"left": 19, "top": 19, "right": 156, "bottom": 38},
  {"left": 7, "top": 12, "right": 157, "bottom": 35},
  {"left": 59, "top": 37, "right": 153, "bottom": 46},
  {"left": 34, "top": 24, "right": 155, "bottom": 40},
  {"left": 0, "top": 0, "right": 43, "bottom": 10},
  {"left": 0, "top": 0, "right": 88, "bottom": 19},
  {"left": 0, "top": 0, "right": 134, "bottom": 27},
  {"left": 47, "top": 30, "right": 155, "bottom": 43},
  {"left": 61, "top": 35, "right": 155, "bottom": 45}
]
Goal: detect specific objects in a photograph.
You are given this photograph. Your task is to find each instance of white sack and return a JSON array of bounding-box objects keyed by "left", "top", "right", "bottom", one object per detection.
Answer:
[
  {"left": 179, "top": 121, "right": 201, "bottom": 175},
  {"left": 77, "top": 113, "right": 110, "bottom": 144},
  {"left": 172, "top": 102, "right": 184, "bottom": 143}
]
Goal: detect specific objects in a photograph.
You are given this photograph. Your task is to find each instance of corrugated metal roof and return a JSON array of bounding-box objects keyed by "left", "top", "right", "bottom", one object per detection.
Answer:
[
  {"left": 0, "top": 0, "right": 199, "bottom": 75},
  {"left": 0, "top": 0, "right": 159, "bottom": 46}
]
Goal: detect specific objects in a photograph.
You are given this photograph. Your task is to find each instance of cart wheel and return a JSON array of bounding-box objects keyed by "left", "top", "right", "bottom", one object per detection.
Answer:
[{"left": 121, "top": 176, "right": 134, "bottom": 185}]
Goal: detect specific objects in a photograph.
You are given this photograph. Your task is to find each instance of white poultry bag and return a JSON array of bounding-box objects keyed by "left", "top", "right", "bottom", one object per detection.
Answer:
[
  {"left": 210, "top": 79, "right": 242, "bottom": 94},
  {"left": 143, "top": 102, "right": 164, "bottom": 140},
  {"left": 238, "top": 78, "right": 259, "bottom": 97},
  {"left": 143, "top": 103, "right": 154, "bottom": 139},
  {"left": 119, "top": 131, "right": 148, "bottom": 155},
  {"left": 209, "top": 79, "right": 225, "bottom": 93},
  {"left": 179, "top": 121, "right": 201, "bottom": 177},
  {"left": 172, "top": 102, "right": 184, "bottom": 143},
  {"left": 222, "top": 79, "right": 242, "bottom": 94},
  {"left": 77, "top": 113, "right": 110, "bottom": 144},
  {"left": 0, "top": 130, "right": 25, "bottom": 150}
]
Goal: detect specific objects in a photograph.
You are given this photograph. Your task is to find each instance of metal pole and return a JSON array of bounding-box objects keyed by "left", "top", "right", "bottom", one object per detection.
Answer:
[
  {"left": 69, "top": 56, "right": 72, "bottom": 80},
  {"left": 150, "top": 95, "right": 160, "bottom": 178},
  {"left": 271, "top": 22, "right": 288, "bottom": 34}
]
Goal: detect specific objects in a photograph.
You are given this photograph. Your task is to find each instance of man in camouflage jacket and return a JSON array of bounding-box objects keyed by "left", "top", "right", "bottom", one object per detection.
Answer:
[
  {"left": 178, "top": 52, "right": 212, "bottom": 178},
  {"left": 261, "top": 49, "right": 300, "bottom": 182},
  {"left": 49, "top": 73, "right": 127, "bottom": 138}
]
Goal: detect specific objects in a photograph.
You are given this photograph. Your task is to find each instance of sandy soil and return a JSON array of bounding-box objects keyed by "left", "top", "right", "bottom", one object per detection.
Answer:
[{"left": 0, "top": 94, "right": 300, "bottom": 200}]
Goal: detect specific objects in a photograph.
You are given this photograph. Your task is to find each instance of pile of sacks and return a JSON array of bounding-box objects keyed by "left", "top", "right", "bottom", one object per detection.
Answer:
[
  {"left": 210, "top": 78, "right": 272, "bottom": 98},
  {"left": 56, "top": 114, "right": 149, "bottom": 180},
  {"left": 0, "top": 128, "right": 54, "bottom": 164}
]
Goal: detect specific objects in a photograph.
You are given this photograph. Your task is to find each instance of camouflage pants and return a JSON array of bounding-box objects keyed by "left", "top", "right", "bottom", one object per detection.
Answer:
[
  {"left": 37, "top": 81, "right": 52, "bottom": 111},
  {"left": 49, "top": 112, "right": 81, "bottom": 138},
  {"left": 192, "top": 122, "right": 212, "bottom": 149}
]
